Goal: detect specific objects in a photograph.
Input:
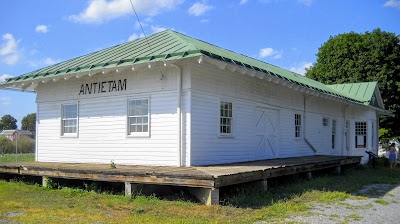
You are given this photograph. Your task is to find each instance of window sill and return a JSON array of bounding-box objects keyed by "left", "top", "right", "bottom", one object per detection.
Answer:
[
  {"left": 218, "top": 134, "right": 234, "bottom": 139},
  {"left": 127, "top": 133, "right": 150, "bottom": 138},
  {"left": 60, "top": 135, "right": 78, "bottom": 138}
]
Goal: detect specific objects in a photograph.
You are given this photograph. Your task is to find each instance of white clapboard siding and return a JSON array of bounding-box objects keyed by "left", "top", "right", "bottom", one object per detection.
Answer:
[
  {"left": 189, "top": 62, "right": 379, "bottom": 165},
  {"left": 190, "top": 91, "right": 256, "bottom": 165},
  {"left": 35, "top": 59, "right": 380, "bottom": 166},
  {"left": 36, "top": 68, "right": 181, "bottom": 166}
]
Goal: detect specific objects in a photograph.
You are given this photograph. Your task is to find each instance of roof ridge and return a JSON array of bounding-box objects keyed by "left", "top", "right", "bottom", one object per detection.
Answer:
[
  {"left": 327, "top": 81, "right": 378, "bottom": 86},
  {"left": 166, "top": 30, "right": 199, "bottom": 51}
]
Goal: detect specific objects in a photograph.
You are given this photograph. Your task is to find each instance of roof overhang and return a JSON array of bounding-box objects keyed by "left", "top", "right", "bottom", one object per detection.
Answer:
[
  {"left": 0, "top": 56, "right": 198, "bottom": 93},
  {"left": 200, "top": 55, "right": 375, "bottom": 108}
]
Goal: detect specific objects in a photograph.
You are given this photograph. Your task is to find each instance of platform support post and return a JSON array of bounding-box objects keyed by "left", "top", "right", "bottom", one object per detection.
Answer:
[
  {"left": 334, "top": 165, "right": 341, "bottom": 175},
  {"left": 258, "top": 179, "right": 268, "bottom": 191},
  {"left": 189, "top": 187, "right": 219, "bottom": 206},
  {"left": 125, "top": 182, "right": 141, "bottom": 197},
  {"left": 306, "top": 171, "right": 312, "bottom": 180},
  {"left": 42, "top": 176, "right": 49, "bottom": 187}
]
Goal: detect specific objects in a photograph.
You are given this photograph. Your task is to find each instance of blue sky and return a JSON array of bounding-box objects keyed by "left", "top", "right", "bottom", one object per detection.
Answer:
[{"left": 1, "top": 0, "right": 399, "bottom": 128}]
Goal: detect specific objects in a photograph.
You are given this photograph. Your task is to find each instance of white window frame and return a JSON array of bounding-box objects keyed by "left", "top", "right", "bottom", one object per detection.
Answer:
[
  {"left": 61, "top": 103, "right": 78, "bottom": 137},
  {"left": 355, "top": 121, "right": 367, "bottom": 148},
  {"left": 295, "top": 113, "right": 302, "bottom": 138},
  {"left": 127, "top": 98, "right": 150, "bottom": 137},
  {"left": 219, "top": 100, "right": 233, "bottom": 137}
]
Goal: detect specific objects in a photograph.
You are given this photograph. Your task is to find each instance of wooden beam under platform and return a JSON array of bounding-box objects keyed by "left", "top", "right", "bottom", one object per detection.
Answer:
[{"left": 0, "top": 155, "right": 361, "bottom": 205}]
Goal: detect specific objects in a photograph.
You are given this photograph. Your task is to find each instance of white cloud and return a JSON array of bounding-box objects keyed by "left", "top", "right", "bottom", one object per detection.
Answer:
[
  {"left": 0, "top": 74, "right": 13, "bottom": 82},
  {"left": 128, "top": 25, "right": 170, "bottom": 41},
  {"left": 259, "top": 48, "right": 274, "bottom": 57},
  {"left": 69, "top": 0, "right": 184, "bottom": 24},
  {"left": 188, "top": 1, "right": 213, "bottom": 16},
  {"left": 298, "top": 0, "right": 312, "bottom": 6},
  {"left": 0, "top": 96, "right": 12, "bottom": 106},
  {"left": 28, "top": 57, "right": 61, "bottom": 68},
  {"left": 0, "top": 33, "right": 21, "bottom": 65},
  {"left": 151, "top": 25, "right": 168, "bottom": 33},
  {"left": 35, "top": 25, "right": 49, "bottom": 33},
  {"left": 289, "top": 62, "right": 313, "bottom": 76},
  {"left": 273, "top": 52, "right": 282, "bottom": 59},
  {"left": 43, "top": 57, "right": 60, "bottom": 65},
  {"left": 384, "top": 0, "right": 400, "bottom": 9},
  {"left": 240, "top": 0, "right": 249, "bottom": 5},
  {"left": 128, "top": 32, "right": 144, "bottom": 41},
  {"left": 259, "top": 47, "right": 282, "bottom": 59}
]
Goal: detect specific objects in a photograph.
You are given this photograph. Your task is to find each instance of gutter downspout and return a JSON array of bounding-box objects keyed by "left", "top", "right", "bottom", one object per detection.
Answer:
[
  {"left": 303, "top": 94, "right": 317, "bottom": 154},
  {"left": 171, "top": 64, "right": 183, "bottom": 167}
]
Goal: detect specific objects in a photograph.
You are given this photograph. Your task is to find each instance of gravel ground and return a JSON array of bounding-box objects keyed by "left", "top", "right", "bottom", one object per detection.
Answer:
[{"left": 283, "top": 183, "right": 400, "bottom": 224}]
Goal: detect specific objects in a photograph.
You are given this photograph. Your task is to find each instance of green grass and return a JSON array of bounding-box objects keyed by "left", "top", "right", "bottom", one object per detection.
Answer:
[
  {"left": 374, "top": 199, "right": 389, "bottom": 205},
  {"left": 0, "top": 153, "right": 35, "bottom": 163},
  {"left": 0, "top": 165, "right": 400, "bottom": 223}
]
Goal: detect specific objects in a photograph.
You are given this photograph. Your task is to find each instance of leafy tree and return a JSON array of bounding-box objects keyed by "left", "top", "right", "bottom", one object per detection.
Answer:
[
  {"left": 17, "top": 136, "right": 35, "bottom": 153},
  {"left": 0, "top": 114, "right": 17, "bottom": 130},
  {"left": 21, "top": 113, "right": 36, "bottom": 135},
  {"left": 306, "top": 29, "right": 400, "bottom": 137},
  {"left": 0, "top": 136, "right": 13, "bottom": 154}
]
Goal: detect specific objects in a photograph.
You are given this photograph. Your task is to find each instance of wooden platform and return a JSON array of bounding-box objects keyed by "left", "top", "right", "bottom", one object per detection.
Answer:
[{"left": 0, "top": 155, "right": 361, "bottom": 205}]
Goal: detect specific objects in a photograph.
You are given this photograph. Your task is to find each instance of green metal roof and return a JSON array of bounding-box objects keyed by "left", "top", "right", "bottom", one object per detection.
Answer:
[
  {"left": 327, "top": 82, "right": 379, "bottom": 106},
  {"left": 0, "top": 29, "right": 384, "bottom": 109}
]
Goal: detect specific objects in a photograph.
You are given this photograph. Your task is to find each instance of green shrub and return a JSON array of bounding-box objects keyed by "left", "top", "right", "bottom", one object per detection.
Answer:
[{"left": 0, "top": 135, "right": 35, "bottom": 154}]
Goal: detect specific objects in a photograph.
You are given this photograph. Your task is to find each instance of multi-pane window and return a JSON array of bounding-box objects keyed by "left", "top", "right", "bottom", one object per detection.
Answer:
[
  {"left": 220, "top": 101, "right": 233, "bottom": 135},
  {"left": 332, "top": 119, "right": 336, "bottom": 149},
  {"left": 323, "top": 117, "right": 329, "bottom": 127},
  {"left": 62, "top": 104, "right": 78, "bottom": 135},
  {"left": 128, "top": 99, "right": 149, "bottom": 135},
  {"left": 355, "top": 121, "right": 367, "bottom": 148},
  {"left": 295, "top": 114, "right": 301, "bottom": 138}
]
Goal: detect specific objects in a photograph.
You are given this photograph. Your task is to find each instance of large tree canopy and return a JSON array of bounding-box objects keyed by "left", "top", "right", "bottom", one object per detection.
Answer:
[
  {"left": 21, "top": 113, "right": 36, "bottom": 135},
  {"left": 306, "top": 28, "right": 400, "bottom": 137},
  {"left": 0, "top": 115, "right": 17, "bottom": 130}
]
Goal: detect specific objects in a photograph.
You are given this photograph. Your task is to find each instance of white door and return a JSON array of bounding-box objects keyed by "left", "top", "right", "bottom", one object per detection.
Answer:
[{"left": 255, "top": 108, "right": 279, "bottom": 159}]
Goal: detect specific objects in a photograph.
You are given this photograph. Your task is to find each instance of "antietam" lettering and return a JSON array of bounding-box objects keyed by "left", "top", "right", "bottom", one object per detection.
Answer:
[{"left": 79, "top": 79, "right": 127, "bottom": 95}]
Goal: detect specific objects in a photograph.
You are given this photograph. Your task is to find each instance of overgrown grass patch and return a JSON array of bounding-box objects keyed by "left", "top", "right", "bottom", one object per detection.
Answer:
[
  {"left": 0, "top": 153, "right": 35, "bottom": 163},
  {"left": 374, "top": 199, "right": 389, "bottom": 205}
]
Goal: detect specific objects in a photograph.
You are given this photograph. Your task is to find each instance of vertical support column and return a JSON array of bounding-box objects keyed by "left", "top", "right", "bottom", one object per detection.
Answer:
[
  {"left": 306, "top": 171, "right": 312, "bottom": 180},
  {"left": 206, "top": 188, "right": 219, "bottom": 206},
  {"left": 42, "top": 176, "right": 49, "bottom": 187},
  {"left": 125, "top": 182, "right": 132, "bottom": 197},
  {"left": 258, "top": 179, "right": 268, "bottom": 191},
  {"left": 334, "top": 165, "right": 341, "bottom": 175},
  {"left": 188, "top": 187, "right": 220, "bottom": 206},
  {"left": 125, "top": 182, "right": 141, "bottom": 197}
]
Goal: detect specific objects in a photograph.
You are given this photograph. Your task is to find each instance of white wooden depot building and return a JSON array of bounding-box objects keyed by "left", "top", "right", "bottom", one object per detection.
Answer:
[{"left": 0, "top": 30, "right": 391, "bottom": 166}]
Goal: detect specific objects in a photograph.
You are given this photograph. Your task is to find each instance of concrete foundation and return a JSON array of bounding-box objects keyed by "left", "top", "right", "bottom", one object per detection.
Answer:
[
  {"left": 334, "top": 165, "right": 341, "bottom": 175},
  {"left": 124, "top": 182, "right": 144, "bottom": 196},
  {"left": 188, "top": 187, "right": 219, "bottom": 206},
  {"left": 306, "top": 171, "right": 312, "bottom": 180},
  {"left": 42, "top": 176, "right": 49, "bottom": 187},
  {"left": 256, "top": 179, "right": 268, "bottom": 191}
]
